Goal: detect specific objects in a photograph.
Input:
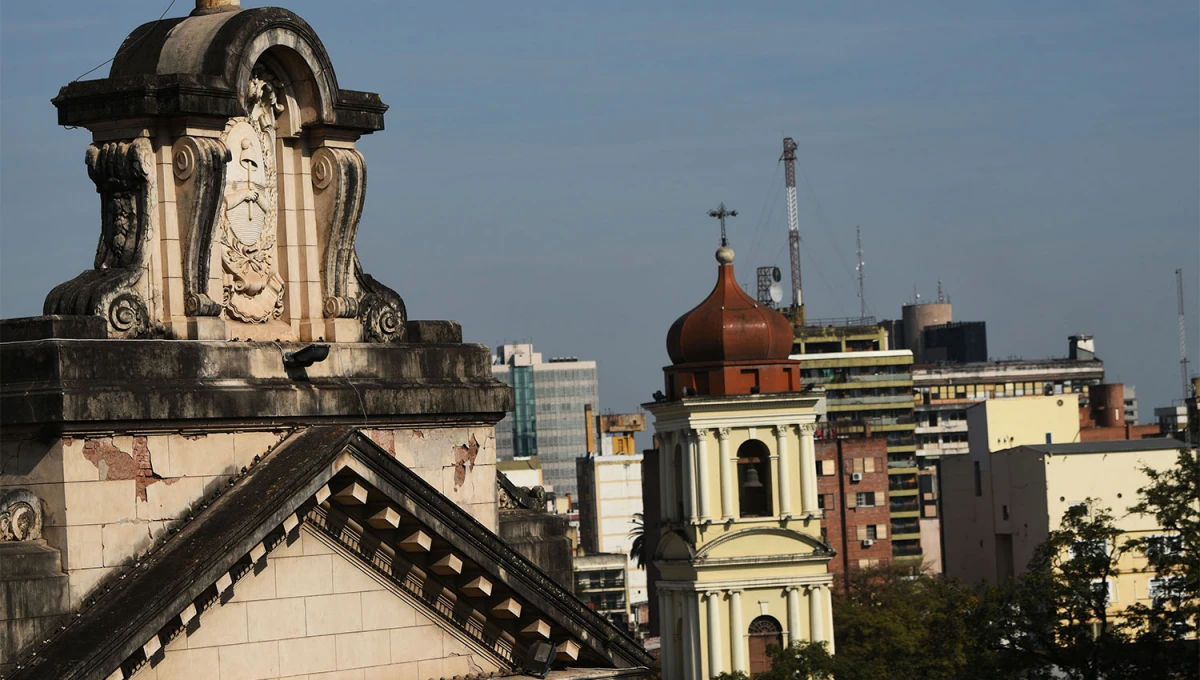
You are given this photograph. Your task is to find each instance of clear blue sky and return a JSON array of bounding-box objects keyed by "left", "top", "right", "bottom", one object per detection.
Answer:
[{"left": 2, "top": 1, "right": 1197, "bottom": 427}]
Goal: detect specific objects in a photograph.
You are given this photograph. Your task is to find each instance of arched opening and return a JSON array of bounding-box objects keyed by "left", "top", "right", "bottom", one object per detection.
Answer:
[
  {"left": 672, "top": 443, "right": 684, "bottom": 520},
  {"left": 748, "top": 615, "right": 784, "bottom": 674},
  {"left": 737, "top": 440, "right": 772, "bottom": 517}
]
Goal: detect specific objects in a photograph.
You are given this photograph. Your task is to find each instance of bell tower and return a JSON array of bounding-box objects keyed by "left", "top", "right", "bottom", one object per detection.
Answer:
[{"left": 645, "top": 239, "right": 834, "bottom": 678}]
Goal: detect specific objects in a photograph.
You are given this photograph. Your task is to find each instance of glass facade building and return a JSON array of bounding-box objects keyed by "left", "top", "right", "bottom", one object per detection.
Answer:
[{"left": 492, "top": 344, "right": 599, "bottom": 498}]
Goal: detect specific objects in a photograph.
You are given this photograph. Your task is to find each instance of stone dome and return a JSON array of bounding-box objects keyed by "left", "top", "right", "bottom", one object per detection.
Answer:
[{"left": 666, "top": 247, "right": 795, "bottom": 365}]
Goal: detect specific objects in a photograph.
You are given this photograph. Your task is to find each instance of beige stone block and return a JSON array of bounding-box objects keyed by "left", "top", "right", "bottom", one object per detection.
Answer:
[
  {"left": 139, "top": 476, "right": 205, "bottom": 521},
  {"left": 364, "top": 663, "right": 420, "bottom": 680},
  {"left": 302, "top": 530, "right": 334, "bottom": 556},
  {"left": 305, "top": 592, "right": 362, "bottom": 636},
  {"left": 275, "top": 554, "right": 333, "bottom": 598},
  {"left": 389, "top": 624, "right": 443, "bottom": 662},
  {"left": 310, "top": 670, "right": 365, "bottom": 680},
  {"left": 144, "top": 435, "right": 171, "bottom": 476},
  {"left": 64, "top": 524, "right": 104, "bottom": 570},
  {"left": 167, "top": 433, "right": 238, "bottom": 477},
  {"left": 230, "top": 561, "right": 276, "bottom": 602},
  {"left": 64, "top": 480, "right": 136, "bottom": 525},
  {"left": 361, "top": 591, "right": 416, "bottom": 630},
  {"left": 443, "top": 652, "right": 487, "bottom": 677},
  {"left": 429, "top": 553, "right": 463, "bottom": 576},
  {"left": 417, "top": 659, "right": 443, "bottom": 680},
  {"left": 233, "top": 431, "right": 285, "bottom": 467},
  {"left": 332, "top": 556, "right": 382, "bottom": 594},
  {"left": 154, "top": 648, "right": 219, "bottom": 680},
  {"left": 164, "top": 630, "right": 187, "bottom": 652},
  {"left": 218, "top": 640, "right": 280, "bottom": 680},
  {"left": 247, "top": 597, "right": 306, "bottom": 641},
  {"left": 186, "top": 601, "right": 247, "bottom": 648},
  {"left": 272, "top": 532, "right": 306, "bottom": 558},
  {"left": 101, "top": 521, "right": 154, "bottom": 567},
  {"left": 365, "top": 507, "right": 401, "bottom": 530},
  {"left": 69, "top": 566, "right": 116, "bottom": 608},
  {"left": 279, "top": 634, "right": 337, "bottom": 676},
  {"left": 61, "top": 439, "right": 99, "bottom": 483},
  {"left": 335, "top": 630, "right": 391, "bottom": 670}
]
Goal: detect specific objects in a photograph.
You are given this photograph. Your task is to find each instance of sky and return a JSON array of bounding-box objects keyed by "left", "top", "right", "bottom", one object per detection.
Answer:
[{"left": 1, "top": 1, "right": 1197, "bottom": 433}]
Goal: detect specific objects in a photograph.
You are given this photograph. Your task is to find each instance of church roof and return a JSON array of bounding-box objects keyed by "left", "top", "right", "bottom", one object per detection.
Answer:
[
  {"left": 665, "top": 247, "right": 794, "bottom": 366},
  {"left": 8, "top": 427, "right": 651, "bottom": 680}
]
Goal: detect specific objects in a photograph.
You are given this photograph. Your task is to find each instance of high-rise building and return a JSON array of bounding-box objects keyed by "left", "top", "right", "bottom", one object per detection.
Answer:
[
  {"left": 790, "top": 324, "right": 921, "bottom": 567},
  {"left": 644, "top": 245, "right": 833, "bottom": 678},
  {"left": 492, "top": 344, "right": 599, "bottom": 496}
]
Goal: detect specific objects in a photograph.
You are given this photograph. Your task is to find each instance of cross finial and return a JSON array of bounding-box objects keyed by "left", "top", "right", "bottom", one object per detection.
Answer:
[{"left": 707, "top": 203, "right": 738, "bottom": 246}]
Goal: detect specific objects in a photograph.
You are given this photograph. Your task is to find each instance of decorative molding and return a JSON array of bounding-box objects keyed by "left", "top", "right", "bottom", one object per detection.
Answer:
[
  {"left": 44, "top": 137, "right": 156, "bottom": 337},
  {"left": 172, "top": 136, "right": 230, "bottom": 317},
  {"left": 497, "top": 472, "right": 546, "bottom": 512},
  {"left": 218, "top": 65, "right": 285, "bottom": 324},
  {"left": 356, "top": 262, "right": 407, "bottom": 343},
  {"left": 312, "top": 146, "right": 366, "bottom": 319},
  {"left": 0, "top": 488, "right": 42, "bottom": 541},
  {"left": 717, "top": 427, "right": 731, "bottom": 441}
]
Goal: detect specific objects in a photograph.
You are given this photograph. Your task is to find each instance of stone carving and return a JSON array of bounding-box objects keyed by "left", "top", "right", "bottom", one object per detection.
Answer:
[
  {"left": 497, "top": 473, "right": 546, "bottom": 512},
  {"left": 173, "top": 136, "right": 230, "bottom": 317},
  {"left": 44, "top": 138, "right": 156, "bottom": 337},
  {"left": 0, "top": 489, "right": 42, "bottom": 541},
  {"left": 219, "top": 66, "right": 285, "bottom": 323},
  {"left": 358, "top": 264, "right": 407, "bottom": 343}
]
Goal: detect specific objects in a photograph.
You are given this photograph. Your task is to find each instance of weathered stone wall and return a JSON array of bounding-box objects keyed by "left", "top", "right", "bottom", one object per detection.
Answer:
[
  {"left": 133, "top": 526, "right": 503, "bottom": 680},
  {"left": 0, "top": 425, "right": 496, "bottom": 612}
]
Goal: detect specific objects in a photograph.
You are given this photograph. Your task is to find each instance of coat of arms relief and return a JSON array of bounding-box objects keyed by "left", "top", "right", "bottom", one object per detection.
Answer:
[{"left": 219, "top": 66, "right": 286, "bottom": 324}]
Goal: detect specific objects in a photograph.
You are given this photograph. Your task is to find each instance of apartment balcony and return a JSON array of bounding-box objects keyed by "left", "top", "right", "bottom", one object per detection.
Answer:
[
  {"left": 576, "top": 579, "right": 626, "bottom": 593},
  {"left": 890, "top": 496, "right": 920, "bottom": 513},
  {"left": 830, "top": 394, "right": 916, "bottom": 407},
  {"left": 888, "top": 457, "right": 917, "bottom": 469},
  {"left": 914, "top": 421, "right": 968, "bottom": 435},
  {"left": 918, "top": 441, "right": 970, "bottom": 457},
  {"left": 892, "top": 541, "right": 923, "bottom": 557},
  {"left": 889, "top": 477, "right": 919, "bottom": 493}
]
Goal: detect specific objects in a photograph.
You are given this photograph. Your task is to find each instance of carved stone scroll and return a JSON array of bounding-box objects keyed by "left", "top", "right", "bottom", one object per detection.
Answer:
[
  {"left": 357, "top": 261, "right": 407, "bottom": 343},
  {"left": 173, "top": 136, "right": 230, "bottom": 317},
  {"left": 312, "top": 146, "right": 365, "bottom": 319},
  {"left": 44, "top": 138, "right": 156, "bottom": 337},
  {"left": 0, "top": 489, "right": 42, "bottom": 541}
]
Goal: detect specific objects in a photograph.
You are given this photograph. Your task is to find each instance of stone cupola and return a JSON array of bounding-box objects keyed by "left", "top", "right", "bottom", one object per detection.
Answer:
[{"left": 662, "top": 245, "right": 802, "bottom": 400}]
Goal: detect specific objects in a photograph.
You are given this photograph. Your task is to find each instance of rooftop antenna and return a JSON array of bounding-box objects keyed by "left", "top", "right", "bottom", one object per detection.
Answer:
[
  {"left": 781, "top": 138, "right": 803, "bottom": 318},
  {"left": 1177, "top": 268, "right": 1190, "bottom": 401},
  {"left": 937, "top": 280, "right": 945, "bottom": 304},
  {"left": 855, "top": 226, "right": 866, "bottom": 318},
  {"left": 708, "top": 203, "right": 738, "bottom": 247}
]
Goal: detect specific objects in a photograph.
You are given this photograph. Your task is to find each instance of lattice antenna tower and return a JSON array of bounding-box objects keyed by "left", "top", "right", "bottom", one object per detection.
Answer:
[
  {"left": 781, "top": 137, "right": 802, "bottom": 314},
  {"left": 856, "top": 226, "right": 866, "bottom": 318},
  {"left": 1178, "top": 268, "right": 1190, "bottom": 400}
]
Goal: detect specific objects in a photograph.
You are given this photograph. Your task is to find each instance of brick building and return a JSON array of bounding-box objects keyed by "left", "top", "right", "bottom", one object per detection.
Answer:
[{"left": 815, "top": 436, "right": 892, "bottom": 577}]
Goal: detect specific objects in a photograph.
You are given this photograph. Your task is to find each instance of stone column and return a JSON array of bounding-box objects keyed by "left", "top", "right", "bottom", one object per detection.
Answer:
[
  {"left": 717, "top": 428, "right": 733, "bottom": 520},
  {"left": 660, "top": 432, "right": 675, "bottom": 521},
  {"left": 660, "top": 590, "right": 677, "bottom": 680},
  {"left": 683, "top": 432, "right": 698, "bottom": 523},
  {"left": 774, "top": 425, "right": 792, "bottom": 517},
  {"left": 681, "top": 592, "right": 697, "bottom": 680},
  {"left": 706, "top": 591, "right": 723, "bottom": 677},
  {"left": 729, "top": 589, "right": 746, "bottom": 673},
  {"left": 808, "top": 584, "right": 825, "bottom": 644},
  {"left": 695, "top": 430, "right": 711, "bottom": 521},
  {"left": 786, "top": 586, "right": 802, "bottom": 645},
  {"left": 799, "top": 424, "right": 818, "bottom": 514}
]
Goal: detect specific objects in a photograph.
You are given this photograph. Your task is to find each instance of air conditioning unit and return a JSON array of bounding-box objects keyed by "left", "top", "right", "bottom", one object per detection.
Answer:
[
  {"left": 851, "top": 472, "right": 863, "bottom": 482},
  {"left": 861, "top": 539, "right": 874, "bottom": 547}
]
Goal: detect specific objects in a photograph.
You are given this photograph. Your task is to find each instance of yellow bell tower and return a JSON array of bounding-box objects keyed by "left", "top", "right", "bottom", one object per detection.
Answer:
[{"left": 646, "top": 243, "right": 834, "bottom": 678}]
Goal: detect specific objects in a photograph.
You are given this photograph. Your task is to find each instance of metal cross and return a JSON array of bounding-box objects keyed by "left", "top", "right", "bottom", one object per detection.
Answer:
[{"left": 707, "top": 203, "right": 738, "bottom": 246}]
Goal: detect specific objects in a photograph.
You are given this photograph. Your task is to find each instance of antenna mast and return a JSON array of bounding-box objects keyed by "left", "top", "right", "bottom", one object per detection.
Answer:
[
  {"left": 1178, "top": 268, "right": 1190, "bottom": 400},
  {"left": 781, "top": 138, "right": 802, "bottom": 319},
  {"left": 856, "top": 226, "right": 866, "bottom": 318}
]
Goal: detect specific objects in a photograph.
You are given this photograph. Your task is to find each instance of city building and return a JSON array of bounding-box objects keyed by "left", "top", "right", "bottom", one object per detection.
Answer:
[
  {"left": 922, "top": 321, "right": 988, "bottom": 363},
  {"left": 1078, "top": 384, "right": 1161, "bottom": 441},
  {"left": 576, "top": 437, "right": 648, "bottom": 621},
  {"left": 913, "top": 337, "right": 1106, "bottom": 459},
  {"left": 644, "top": 244, "right": 834, "bottom": 679},
  {"left": 814, "top": 436, "right": 894, "bottom": 575},
  {"left": 0, "top": 3, "right": 653, "bottom": 678},
  {"left": 942, "top": 422, "right": 1180, "bottom": 615},
  {"left": 574, "top": 553, "right": 631, "bottom": 627},
  {"left": 492, "top": 344, "right": 599, "bottom": 497},
  {"left": 497, "top": 455, "right": 544, "bottom": 488},
  {"left": 793, "top": 341, "right": 921, "bottom": 566}
]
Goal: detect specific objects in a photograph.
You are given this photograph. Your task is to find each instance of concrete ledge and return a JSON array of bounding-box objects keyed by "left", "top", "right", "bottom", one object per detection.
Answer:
[{"left": 0, "top": 316, "right": 107, "bottom": 342}]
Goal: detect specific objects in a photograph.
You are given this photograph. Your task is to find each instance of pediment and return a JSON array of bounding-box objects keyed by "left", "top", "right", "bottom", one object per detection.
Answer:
[
  {"left": 8, "top": 427, "right": 650, "bottom": 680},
  {"left": 695, "top": 527, "right": 833, "bottom": 561}
]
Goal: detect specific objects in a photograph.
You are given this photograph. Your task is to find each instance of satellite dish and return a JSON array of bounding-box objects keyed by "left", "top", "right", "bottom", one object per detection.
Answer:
[
  {"left": 772, "top": 267, "right": 782, "bottom": 282},
  {"left": 769, "top": 283, "right": 783, "bottom": 304}
]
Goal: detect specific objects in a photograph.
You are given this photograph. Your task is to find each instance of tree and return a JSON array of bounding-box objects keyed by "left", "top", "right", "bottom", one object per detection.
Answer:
[
  {"left": 628, "top": 512, "right": 645, "bottom": 568},
  {"left": 1119, "top": 448, "right": 1200, "bottom": 676},
  {"left": 713, "top": 640, "right": 835, "bottom": 680}
]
